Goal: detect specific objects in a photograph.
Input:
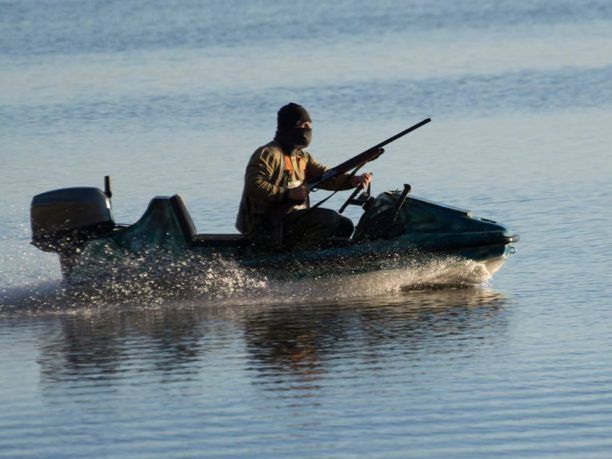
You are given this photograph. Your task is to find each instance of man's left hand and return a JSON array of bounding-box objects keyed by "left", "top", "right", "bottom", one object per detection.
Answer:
[{"left": 352, "top": 173, "right": 372, "bottom": 189}]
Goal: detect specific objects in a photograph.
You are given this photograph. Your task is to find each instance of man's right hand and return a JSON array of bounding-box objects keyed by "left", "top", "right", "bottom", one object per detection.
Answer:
[{"left": 288, "top": 185, "right": 309, "bottom": 202}]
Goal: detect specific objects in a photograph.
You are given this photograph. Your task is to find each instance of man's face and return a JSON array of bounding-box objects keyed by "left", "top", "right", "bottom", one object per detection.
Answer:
[{"left": 297, "top": 121, "right": 312, "bottom": 129}]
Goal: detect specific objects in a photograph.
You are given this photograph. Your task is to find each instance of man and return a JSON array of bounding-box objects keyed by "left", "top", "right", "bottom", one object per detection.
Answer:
[{"left": 236, "top": 103, "right": 372, "bottom": 249}]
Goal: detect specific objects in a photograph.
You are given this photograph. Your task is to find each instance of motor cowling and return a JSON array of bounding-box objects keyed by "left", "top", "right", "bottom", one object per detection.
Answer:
[{"left": 31, "top": 187, "right": 115, "bottom": 253}]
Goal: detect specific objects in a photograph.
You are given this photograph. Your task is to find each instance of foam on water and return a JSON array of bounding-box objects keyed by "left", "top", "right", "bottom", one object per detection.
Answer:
[{"left": 0, "top": 248, "right": 500, "bottom": 319}]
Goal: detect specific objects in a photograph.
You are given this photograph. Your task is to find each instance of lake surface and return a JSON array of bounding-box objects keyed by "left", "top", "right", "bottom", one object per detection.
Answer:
[{"left": 2, "top": 0, "right": 612, "bottom": 457}]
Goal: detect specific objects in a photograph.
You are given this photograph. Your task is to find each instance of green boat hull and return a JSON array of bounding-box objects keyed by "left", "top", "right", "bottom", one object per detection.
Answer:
[{"left": 53, "top": 189, "right": 518, "bottom": 286}]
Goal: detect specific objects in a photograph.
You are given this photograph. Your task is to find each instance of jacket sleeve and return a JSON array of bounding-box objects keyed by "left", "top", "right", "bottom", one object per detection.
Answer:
[
  {"left": 244, "top": 148, "right": 288, "bottom": 203},
  {"left": 304, "top": 152, "right": 356, "bottom": 191}
]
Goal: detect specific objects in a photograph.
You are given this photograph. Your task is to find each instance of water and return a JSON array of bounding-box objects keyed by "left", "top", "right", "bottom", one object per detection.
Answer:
[{"left": 2, "top": 0, "right": 612, "bottom": 457}]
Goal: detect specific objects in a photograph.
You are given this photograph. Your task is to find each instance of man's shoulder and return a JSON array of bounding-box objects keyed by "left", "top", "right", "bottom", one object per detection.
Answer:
[
  {"left": 298, "top": 149, "right": 313, "bottom": 161},
  {"left": 250, "top": 141, "right": 283, "bottom": 162}
]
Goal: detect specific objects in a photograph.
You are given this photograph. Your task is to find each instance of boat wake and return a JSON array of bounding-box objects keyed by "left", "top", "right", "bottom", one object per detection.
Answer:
[{"left": 0, "top": 251, "right": 501, "bottom": 317}]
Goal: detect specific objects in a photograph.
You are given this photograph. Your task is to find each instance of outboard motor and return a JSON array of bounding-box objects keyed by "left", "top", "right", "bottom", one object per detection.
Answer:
[{"left": 31, "top": 178, "right": 115, "bottom": 255}]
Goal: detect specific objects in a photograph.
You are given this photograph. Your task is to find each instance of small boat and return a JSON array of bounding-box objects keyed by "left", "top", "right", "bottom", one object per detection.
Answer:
[{"left": 30, "top": 179, "right": 519, "bottom": 286}]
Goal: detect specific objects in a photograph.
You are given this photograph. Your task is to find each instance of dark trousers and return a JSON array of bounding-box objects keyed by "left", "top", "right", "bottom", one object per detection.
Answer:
[{"left": 282, "top": 208, "right": 354, "bottom": 250}]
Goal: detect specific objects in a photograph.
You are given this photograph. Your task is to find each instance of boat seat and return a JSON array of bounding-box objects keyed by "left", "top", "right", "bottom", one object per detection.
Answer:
[
  {"left": 169, "top": 195, "right": 198, "bottom": 243},
  {"left": 169, "top": 195, "right": 248, "bottom": 247}
]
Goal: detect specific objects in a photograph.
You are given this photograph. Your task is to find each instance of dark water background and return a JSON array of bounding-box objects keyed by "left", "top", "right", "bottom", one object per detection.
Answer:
[{"left": 2, "top": 0, "right": 612, "bottom": 457}]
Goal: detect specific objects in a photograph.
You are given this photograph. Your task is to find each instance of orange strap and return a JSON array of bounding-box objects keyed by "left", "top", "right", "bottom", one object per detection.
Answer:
[{"left": 284, "top": 154, "right": 306, "bottom": 177}]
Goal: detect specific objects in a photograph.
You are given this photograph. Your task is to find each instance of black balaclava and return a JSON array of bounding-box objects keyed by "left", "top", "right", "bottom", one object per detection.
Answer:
[{"left": 274, "top": 102, "right": 312, "bottom": 151}]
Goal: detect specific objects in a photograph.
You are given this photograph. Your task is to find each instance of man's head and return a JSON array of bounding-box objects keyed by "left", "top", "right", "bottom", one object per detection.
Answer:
[
  {"left": 275, "top": 103, "right": 312, "bottom": 150},
  {"left": 277, "top": 103, "right": 312, "bottom": 130}
]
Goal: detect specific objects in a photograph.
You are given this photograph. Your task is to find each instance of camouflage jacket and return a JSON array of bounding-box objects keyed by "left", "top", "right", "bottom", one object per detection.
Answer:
[{"left": 236, "top": 140, "right": 354, "bottom": 243}]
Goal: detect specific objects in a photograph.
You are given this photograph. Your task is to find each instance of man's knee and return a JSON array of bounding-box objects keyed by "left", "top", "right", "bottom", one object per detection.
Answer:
[
  {"left": 283, "top": 208, "right": 354, "bottom": 249},
  {"left": 313, "top": 208, "right": 354, "bottom": 238},
  {"left": 336, "top": 214, "right": 354, "bottom": 238}
]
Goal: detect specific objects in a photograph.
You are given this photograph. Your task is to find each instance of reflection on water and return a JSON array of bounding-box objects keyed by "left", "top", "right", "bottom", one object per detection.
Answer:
[
  {"left": 244, "top": 289, "right": 507, "bottom": 389},
  {"left": 38, "top": 307, "right": 209, "bottom": 384},
  {"left": 30, "top": 287, "right": 507, "bottom": 391}
]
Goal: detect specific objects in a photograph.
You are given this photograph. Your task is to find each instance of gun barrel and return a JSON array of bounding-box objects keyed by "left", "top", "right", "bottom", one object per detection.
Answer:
[{"left": 370, "top": 117, "right": 431, "bottom": 151}]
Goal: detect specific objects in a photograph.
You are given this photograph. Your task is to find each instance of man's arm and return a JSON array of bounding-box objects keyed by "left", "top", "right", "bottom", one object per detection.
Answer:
[
  {"left": 305, "top": 153, "right": 370, "bottom": 191},
  {"left": 244, "top": 148, "right": 288, "bottom": 203}
]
